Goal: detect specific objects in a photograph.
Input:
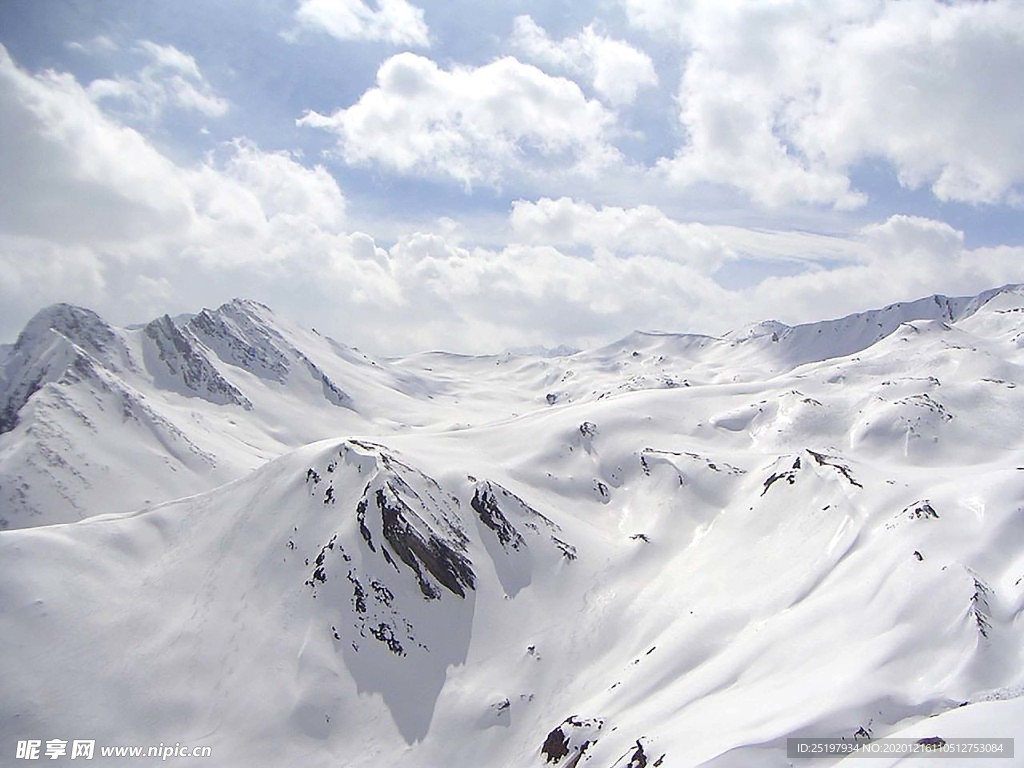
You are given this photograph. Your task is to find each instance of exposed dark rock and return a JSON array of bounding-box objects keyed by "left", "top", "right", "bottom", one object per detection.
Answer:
[
  {"left": 470, "top": 486, "right": 526, "bottom": 551},
  {"left": 917, "top": 737, "right": 946, "bottom": 750},
  {"left": 144, "top": 315, "right": 252, "bottom": 409},
  {"left": 374, "top": 485, "right": 475, "bottom": 599},
  {"left": 760, "top": 455, "right": 805, "bottom": 495},
  {"left": 807, "top": 449, "right": 863, "bottom": 488},
  {"left": 356, "top": 499, "right": 376, "bottom": 552},
  {"left": 887, "top": 500, "right": 939, "bottom": 531},
  {"left": 0, "top": 370, "right": 44, "bottom": 435},
  {"left": 370, "top": 579, "right": 394, "bottom": 607},
  {"left": 761, "top": 470, "right": 797, "bottom": 495},
  {"left": 541, "top": 725, "right": 570, "bottom": 763},
  {"left": 347, "top": 571, "right": 367, "bottom": 614},
  {"left": 907, "top": 501, "right": 938, "bottom": 520},
  {"left": 626, "top": 740, "right": 648, "bottom": 768},
  {"left": 895, "top": 393, "right": 953, "bottom": 422},
  {"left": 552, "top": 537, "right": 577, "bottom": 561},
  {"left": 369, "top": 622, "right": 405, "bottom": 655},
  {"left": 305, "top": 534, "right": 339, "bottom": 588},
  {"left": 540, "top": 716, "right": 604, "bottom": 765},
  {"left": 971, "top": 577, "right": 992, "bottom": 638},
  {"left": 299, "top": 353, "right": 355, "bottom": 409}
]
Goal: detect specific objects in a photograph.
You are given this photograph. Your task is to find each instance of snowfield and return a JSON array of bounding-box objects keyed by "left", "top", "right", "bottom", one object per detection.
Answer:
[{"left": 2, "top": 286, "right": 1024, "bottom": 766}]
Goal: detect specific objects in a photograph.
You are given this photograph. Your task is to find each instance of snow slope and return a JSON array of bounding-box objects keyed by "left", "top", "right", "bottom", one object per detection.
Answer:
[{"left": 2, "top": 284, "right": 1024, "bottom": 766}]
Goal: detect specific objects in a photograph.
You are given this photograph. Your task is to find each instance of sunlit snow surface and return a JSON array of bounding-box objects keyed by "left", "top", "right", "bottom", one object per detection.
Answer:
[{"left": 2, "top": 287, "right": 1024, "bottom": 766}]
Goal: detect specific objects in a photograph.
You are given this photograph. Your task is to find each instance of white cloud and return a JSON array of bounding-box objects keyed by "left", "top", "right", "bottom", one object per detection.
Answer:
[
  {"left": 619, "top": 0, "right": 690, "bottom": 38},
  {"left": 622, "top": 0, "right": 1024, "bottom": 208},
  {"left": 747, "top": 213, "right": 1024, "bottom": 326},
  {"left": 509, "top": 197, "right": 866, "bottom": 273},
  {"left": 384, "top": 233, "right": 733, "bottom": 350},
  {"left": 510, "top": 16, "right": 658, "bottom": 106},
  {"left": 293, "top": 0, "right": 430, "bottom": 47},
  {"left": 298, "top": 53, "right": 620, "bottom": 188},
  {"left": 206, "top": 139, "right": 347, "bottom": 233},
  {"left": 509, "top": 197, "right": 731, "bottom": 272},
  {"left": 1, "top": 43, "right": 1021, "bottom": 356},
  {"left": 0, "top": 44, "right": 195, "bottom": 245},
  {"left": 66, "top": 35, "right": 118, "bottom": 55},
  {"left": 86, "top": 39, "right": 228, "bottom": 121},
  {"left": 0, "top": 43, "right": 367, "bottom": 338}
]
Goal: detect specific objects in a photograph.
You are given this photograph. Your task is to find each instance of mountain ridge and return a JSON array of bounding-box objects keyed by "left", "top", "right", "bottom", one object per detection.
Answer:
[{"left": 2, "top": 284, "right": 1023, "bottom": 529}]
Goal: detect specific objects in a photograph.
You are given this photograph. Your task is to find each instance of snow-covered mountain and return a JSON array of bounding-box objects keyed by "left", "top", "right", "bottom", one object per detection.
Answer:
[
  {"left": 0, "top": 299, "right": 445, "bottom": 528},
  {"left": 2, "top": 285, "right": 1024, "bottom": 766}
]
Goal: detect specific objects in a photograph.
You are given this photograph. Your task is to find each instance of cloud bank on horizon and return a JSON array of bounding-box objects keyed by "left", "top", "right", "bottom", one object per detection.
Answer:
[{"left": 1, "top": 0, "right": 1023, "bottom": 354}]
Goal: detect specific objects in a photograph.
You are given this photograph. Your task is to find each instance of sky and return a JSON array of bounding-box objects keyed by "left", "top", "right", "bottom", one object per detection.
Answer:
[{"left": 1, "top": 0, "right": 1023, "bottom": 354}]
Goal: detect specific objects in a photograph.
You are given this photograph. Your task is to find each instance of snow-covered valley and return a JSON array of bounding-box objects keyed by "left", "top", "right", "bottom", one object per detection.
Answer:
[{"left": 2, "top": 286, "right": 1024, "bottom": 766}]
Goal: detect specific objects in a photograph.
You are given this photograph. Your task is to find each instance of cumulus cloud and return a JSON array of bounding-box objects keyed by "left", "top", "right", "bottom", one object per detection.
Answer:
[
  {"left": 1, "top": 43, "right": 1021, "bottom": 356},
  {"left": 621, "top": 0, "right": 1024, "bottom": 208},
  {"left": 0, "top": 43, "right": 368, "bottom": 339},
  {"left": 203, "top": 139, "right": 348, "bottom": 233},
  {"left": 298, "top": 53, "right": 620, "bottom": 188},
  {"left": 293, "top": 0, "right": 430, "bottom": 47},
  {"left": 509, "top": 197, "right": 730, "bottom": 272},
  {"left": 0, "top": 44, "right": 195, "bottom": 245},
  {"left": 510, "top": 16, "right": 658, "bottom": 106},
  {"left": 747, "top": 213, "right": 1024, "bottom": 327},
  {"left": 86, "top": 39, "right": 229, "bottom": 121},
  {"left": 66, "top": 35, "right": 118, "bottom": 55},
  {"left": 509, "top": 196, "right": 866, "bottom": 274},
  {"left": 384, "top": 233, "right": 733, "bottom": 351}
]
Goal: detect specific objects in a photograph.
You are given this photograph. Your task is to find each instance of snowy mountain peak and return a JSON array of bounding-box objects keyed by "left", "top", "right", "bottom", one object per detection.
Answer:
[
  {"left": 16, "top": 302, "right": 116, "bottom": 355},
  {"left": 729, "top": 318, "right": 790, "bottom": 341},
  {"left": 0, "top": 303, "right": 127, "bottom": 435}
]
